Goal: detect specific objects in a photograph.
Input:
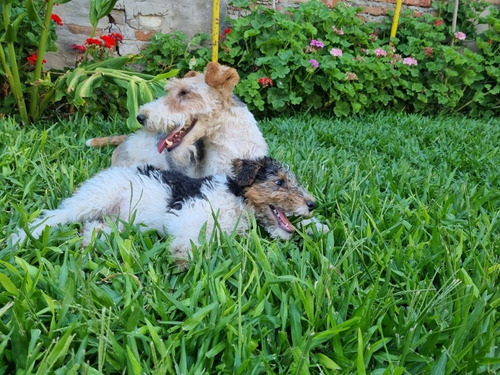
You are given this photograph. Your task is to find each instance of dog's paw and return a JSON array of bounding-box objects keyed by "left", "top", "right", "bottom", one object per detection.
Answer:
[
  {"left": 298, "top": 218, "right": 330, "bottom": 235},
  {"left": 8, "top": 230, "right": 25, "bottom": 247}
]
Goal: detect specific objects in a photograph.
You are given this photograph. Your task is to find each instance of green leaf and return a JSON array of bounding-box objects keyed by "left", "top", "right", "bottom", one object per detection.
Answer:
[
  {"left": 5, "top": 14, "right": 24, "bottom": 42},
  {"left": 76, "top": 72, "right": 104, "bottom": 100},
  {"left": 26, "top": 0, "right": 42, "bottom": 24},
  {"left": 314, "top": 353, "right": 340, "bottom": 370},
  {"left": 182, "top": 302, "right": 218, "bottom": 331},
  {"left": 334, "top": 101, "right": 350, "bottom": 116},
  {"left": 126, "top": 345, "right": 143, "bottom": 375},
  {"left": 0, "top": 273, "right": 18, "bottom": 295},
  {"left": 127, "top": 81, "right": 140, "bottom": 130}
]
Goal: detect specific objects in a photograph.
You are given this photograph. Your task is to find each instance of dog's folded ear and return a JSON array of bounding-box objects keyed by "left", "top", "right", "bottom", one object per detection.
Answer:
[
  {"left": 184, "top": 71, "right": 199, "bottom": 78},
  {"left": 205, "top": 62, "right": 240, "bottom": 98},
  {"left": 232, "top": 157, "right": 268, "bottom": 187}
]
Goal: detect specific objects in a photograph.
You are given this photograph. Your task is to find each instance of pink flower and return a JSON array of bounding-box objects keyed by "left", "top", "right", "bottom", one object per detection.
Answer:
[
  {"left": 309, "top": 58, "right": 319, "bottom": 68},
  {"left": 455, "top": 31, "right": 466, "bottom": 40},
  {"left": 329, "top": 48, "right": 343, "bottom": 57},
  {"left": 332, "top": 26, "right": 344, "bottom": 35},
  {"left": 310, "top": 40, "right": 324, "bottom": 48},
  {"left": 374, "top": 48, "right": 387, "bottom": 57},
  {"left": 403, "top": 57, "right": 418, "bottom": 66}
]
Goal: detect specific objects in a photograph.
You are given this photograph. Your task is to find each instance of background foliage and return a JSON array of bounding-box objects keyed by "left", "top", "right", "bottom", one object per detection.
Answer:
[
  {"left": 1, "top": 0, "right": 499, "bottom": 123},
  {"left": 139, "top": 0, "right": 499, "bottom": 118}
]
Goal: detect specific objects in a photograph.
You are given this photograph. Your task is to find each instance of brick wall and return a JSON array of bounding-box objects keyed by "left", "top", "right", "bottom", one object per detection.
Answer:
[
  {"left": 227, "top": 0, "right": 435, "bottom": 22},
  {"left": 228, "top": 0, "right": 499, "bottom": 22}
]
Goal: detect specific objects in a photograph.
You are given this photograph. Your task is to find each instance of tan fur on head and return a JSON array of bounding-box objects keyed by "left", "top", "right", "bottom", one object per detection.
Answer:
[{"left": 204, "top": 62, "right": 240, "bottom": 98}]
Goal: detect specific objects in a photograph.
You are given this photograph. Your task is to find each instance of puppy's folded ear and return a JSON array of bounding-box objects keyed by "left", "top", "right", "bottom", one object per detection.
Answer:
[
  {"left": 232, "top": 157, "right": 268, "bottom": 187},
  {"left": 204, "top": 62, "right": 240, "bottom": 97}
]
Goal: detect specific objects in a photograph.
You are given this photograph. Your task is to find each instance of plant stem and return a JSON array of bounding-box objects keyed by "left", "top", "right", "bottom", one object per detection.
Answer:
[
  {"left": 0, "top": 44, "right": 29, "bottom": 124},
  {"left": 1, "top": 1, "right": 29, "bottom": 124},
  {"left": 29, "top": 0, "right": 55, "bottom": 121}
]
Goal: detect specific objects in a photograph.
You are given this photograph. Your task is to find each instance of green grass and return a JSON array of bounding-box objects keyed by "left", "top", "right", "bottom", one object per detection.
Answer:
[{"left": 0, "top": 112, "right": 499, "bottom": 374}]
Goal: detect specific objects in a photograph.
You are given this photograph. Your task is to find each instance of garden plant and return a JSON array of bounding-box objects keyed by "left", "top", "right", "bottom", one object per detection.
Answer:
[
  {"left": 0, "top": 0, "right": 173, "bottom": 127},
  {"left": 140, "top": 0, "right": 499, "bottom": 118}
]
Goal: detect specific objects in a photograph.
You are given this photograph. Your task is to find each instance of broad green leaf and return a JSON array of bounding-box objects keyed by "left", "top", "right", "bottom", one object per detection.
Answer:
[
  {"left": 0, "top": 273, "right": 18, "bottom": 295},
  {"left": 182, "top": 302, "right": 218, "bottom": 331}
]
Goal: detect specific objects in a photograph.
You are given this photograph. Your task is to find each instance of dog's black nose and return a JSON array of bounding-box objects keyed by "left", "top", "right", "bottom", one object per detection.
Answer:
[
  {"left": 136, "top": 113, "right": 146, "bottom": 125},
  {"left": 306, "top": 200, "right": 316, "bottom": 211}
]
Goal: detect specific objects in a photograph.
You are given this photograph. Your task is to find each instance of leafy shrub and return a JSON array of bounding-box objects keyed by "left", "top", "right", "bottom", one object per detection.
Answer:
[
  {"left": 137, "top": 31, "right": 212, "bottom": 76},
  {"left": 215, "top": 0, "right": 499, "bottom": 118},
  {"left": 0, "top": 0, "right": 62, "bottom": 122},
  {"left": 0, "top": 0, "right": 173, "bottom": 126}
]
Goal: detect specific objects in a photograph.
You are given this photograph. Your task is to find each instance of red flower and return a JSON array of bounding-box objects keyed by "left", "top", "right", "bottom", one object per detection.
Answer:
[
  {"left": 435, "top": 19, "right": 444, "bottom": 27},
  {"left": 51, "top": 14, "right": 63, "bottom": 26},
  {"left": 85, "top": 38, "right": 102, "bottom": 46},
  {"left": 100, "top": 35, "right": 116, "bottom": 48},
  {"left": 423, "top": 47, "right": 433, "bottom": 57},
  {"left": 27, "top": 53, "right": 46, "bottom": 66},
  {"left": 224, "top": 28, "right": 231, "bottom": 35},
  {"left": 111, "top": 33, "right": 123, "bottom": 42},
  {"left": 258, "top": 76, "right": 273, "bottom": 87},
  {"left": 72, "top": 44, "right": 86, "bottom": 52}
]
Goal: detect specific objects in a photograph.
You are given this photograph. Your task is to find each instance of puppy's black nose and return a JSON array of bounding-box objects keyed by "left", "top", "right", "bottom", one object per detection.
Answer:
[
  {"left": 306, "top": 200, "right": 316, "bottom": 211},
  {"left": 136, "top": 113, "right": 146, "bottom": 126}
]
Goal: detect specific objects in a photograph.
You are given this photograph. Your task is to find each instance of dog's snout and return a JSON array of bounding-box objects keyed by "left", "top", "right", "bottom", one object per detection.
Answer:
[
  {"left": 306, "top": 200, "right": 316, "bottom": 212},
  {"left": 136, "top": 113, "right": 147, "bottom": 126}
]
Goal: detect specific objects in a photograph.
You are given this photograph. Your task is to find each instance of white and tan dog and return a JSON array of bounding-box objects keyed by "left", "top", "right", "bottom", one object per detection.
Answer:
[
  {"left": 87, "top": 62, "right": 268, "bottom": 177},
  {"left": 11, "top": 157, "right": 317, "bottom": 264}
]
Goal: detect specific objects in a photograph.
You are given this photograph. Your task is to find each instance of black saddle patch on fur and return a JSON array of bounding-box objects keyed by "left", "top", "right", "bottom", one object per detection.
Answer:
[
  {"left": 226, "top": 177, "right": 244, "bottom": 198},
  {"left": 137, "top": 165, "right": 213, "bottom": 210}
]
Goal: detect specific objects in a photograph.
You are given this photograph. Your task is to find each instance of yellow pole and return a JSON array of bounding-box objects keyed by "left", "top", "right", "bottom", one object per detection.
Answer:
[
  {"left": 390, "top": 0, "right": 403, "bottom": 40},
  {"left": 211, "top": 0, "right": 220, "bottom": 62}
]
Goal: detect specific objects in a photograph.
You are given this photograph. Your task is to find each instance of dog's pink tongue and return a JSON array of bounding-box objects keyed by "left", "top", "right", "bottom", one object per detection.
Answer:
[
  {"left": 273, "top": 206, "right": 294, "bottom": 233},
  {"left": 157, "top": 131, "right": 177, "bottom": 153},
  {"left": 157, "top": 138, "right": 167, "bottom": 154}
]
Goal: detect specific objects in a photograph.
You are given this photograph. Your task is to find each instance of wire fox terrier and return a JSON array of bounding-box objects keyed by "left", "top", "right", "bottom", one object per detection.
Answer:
[
  {"left": 11, "top": 157, "right": 317, "bottom": 264},
  {"left": 86, "top": 62, "right": 268, "bottom": 177}
]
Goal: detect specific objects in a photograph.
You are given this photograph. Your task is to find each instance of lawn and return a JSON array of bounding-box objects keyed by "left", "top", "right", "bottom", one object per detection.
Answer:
[{"left": 0, "top": 112, "right": 499, "bottom": 374}]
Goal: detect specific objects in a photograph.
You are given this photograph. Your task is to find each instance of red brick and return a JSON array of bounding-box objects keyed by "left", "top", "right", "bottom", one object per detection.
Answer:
[
  {"left": 404, "top": 0, "right": 432, "bottom": 7},
  {"left": 67, "top": 24, "right": 95, "bottom": 35},
  {"left": 362, "top": 6, "right": 388, "bottom": 16},
  {"left": 135, "top": 30, "right": 155, "bottom": 41},
  {"left": 321, "top": 0, "right": 342, "bottom": 7},
  {"left": 372, "top": 0, "right": 431, "bottom": 6}
]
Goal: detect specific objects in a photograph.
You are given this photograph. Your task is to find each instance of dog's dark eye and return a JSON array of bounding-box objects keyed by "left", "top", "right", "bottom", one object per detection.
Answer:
[
  {"left": 275, "top": 179, "right": 284, "bottom": 186},
  {"left": 178, "top": 89, "right": 188, "bottom": 97}
]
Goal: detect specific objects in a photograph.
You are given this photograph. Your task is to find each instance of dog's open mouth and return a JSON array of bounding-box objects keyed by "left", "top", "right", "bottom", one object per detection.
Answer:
[
  {"left": 157, "top": 118, "right": 198, "bottom": 153},
  {"left": 270, "top": 205, "right": 294, "bottom": 233}
]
